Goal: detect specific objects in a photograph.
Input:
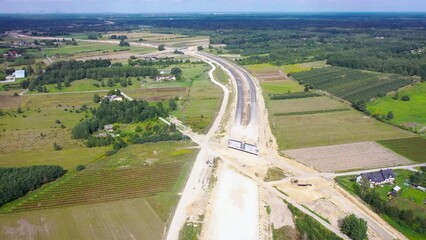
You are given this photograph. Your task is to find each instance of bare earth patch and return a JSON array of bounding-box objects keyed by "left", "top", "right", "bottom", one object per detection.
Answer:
[{"left": 284, "top": 142, "right": 413, "bottom": 172}]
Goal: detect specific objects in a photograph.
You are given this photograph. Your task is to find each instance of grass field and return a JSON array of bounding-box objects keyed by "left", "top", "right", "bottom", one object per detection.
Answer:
[
  {"left": 378, "top": 137, "right": 426, "bottom": 163},
  {"left": 261, "top": 81, "right": 304, "bottom": 95},
  {"left": 42, "top": 41, "right": 154, "bottom": 58},
  {"left": 175, "top": 63, "right": 222, "bottom": 133},
  {"left": 213, "top": 65, "right": 229, "bottom": 85},
  {"left": 0, "top": 93, "right": 107, "bottom": 170},
  {"left": 292, "top": 67, "right": 416, "bottom": 103},
  {"left": 367, "top": 82, "right": 426, "bottom": 132},
  {"left": 27, "top": 77, "right": 142, "bottom": 94},
  {"left": 336, "top": 169, "right": 426, "bottom": 240},
  {"left": 244, "top": 61, "right": 326, "bottom": 74}
]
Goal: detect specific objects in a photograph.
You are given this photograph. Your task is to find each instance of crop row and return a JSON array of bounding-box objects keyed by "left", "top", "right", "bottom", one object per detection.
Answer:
[
  {"left": 378, "top": 137, "right": 426, "bottom": 163},
  {"left": 292, "top": 67, "right": 414, "bottom": 102},
  {"left": 13, "top": 164, "right": 183, "bottom": 212}
]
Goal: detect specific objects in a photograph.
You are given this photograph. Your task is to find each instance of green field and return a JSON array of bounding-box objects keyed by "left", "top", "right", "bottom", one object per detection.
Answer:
[
  {"left": 176, "top": 63, "right": 222, "bottom": 133},
  {"left": 268, "top": 96, "right": 348, "bottom": 115},
  {"left": 336, "top": 170, "right": 426, "bottom": 240},
  {"left": 292, "top": 67, "right": 416, "bottom": 103},
  {"left": 244, "top": 61, "right": 326, "bottom": 74},
  {"left": 268, "top": 96, "right": 411, "bottom": 150},
  {"left": 261, "top": 80, "right": 304, "bottom": 95},
  {"left": 378, "top": 137, "right": 426, "bottom": 163},
  {"left": 27, "top": 77, "right": 142, "bottom": 94},
  {"left": 213, "top": 65, "right": 229, "bottom": 85},
  {"left": 0, "top": 93, "right": 108, "bottom": 170},
  {"left": 0, "top": 197, "right": 165, "bottom": 240},
  {"left": 367, "top": 82, "right": 426, "bottom": 132}
]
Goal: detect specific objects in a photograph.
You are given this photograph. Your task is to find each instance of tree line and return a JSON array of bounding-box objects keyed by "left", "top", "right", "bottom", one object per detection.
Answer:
[
  {"left": 0, "top": 165, "right": 67, "bottom": 206},
  {"left": 28, "top": 59, "right": 159, "bottom": 90}
]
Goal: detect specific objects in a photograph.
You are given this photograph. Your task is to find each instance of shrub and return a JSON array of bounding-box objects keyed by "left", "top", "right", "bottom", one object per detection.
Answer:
[
  {"left": 53, "top": 142, "right": 62, "bottom": 151},
  {"left": 76, "top": 165, "right": 86, "bottom": 171},
  {"left": 340, "top": 214, "right": 368, "bottom": 240},
  {"left": 401, "top": 95, "right": 410, "bottom": 101}
]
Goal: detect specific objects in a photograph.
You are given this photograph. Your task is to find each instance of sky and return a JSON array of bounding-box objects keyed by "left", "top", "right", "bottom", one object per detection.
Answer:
[{"left": 0, "top": 0, "right": 425, "bottom": 13}]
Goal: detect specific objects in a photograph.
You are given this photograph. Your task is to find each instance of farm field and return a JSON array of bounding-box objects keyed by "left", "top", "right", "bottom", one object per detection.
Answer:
[
  {"left": 284, "top": 142, "right": 413, "bottom": 172},
  {"left": 266, "top": 95, "right": 411, "bottom": 149},
  {"left": 367, "top": 82, "right": 426, "bottom": 133},
  {"left": 245, "top": 61, "right": 326, "bottom": 75},
  {"left": 0, "top": 141, "right": 198, "bottom": 239},
  {"left": 336, "top": 169, "right": 426, "bottom": 240},
  {"left": 272, "top": 108, "right": 411, "bottom": 150},
  {"left": 292, "top": 66, "right": 416, "bottom": 103},
  {"left": 378, "top": 137, "right": 426, "bottom": 163},
  {"left": 268, "top": 96, "right": 348, "bottom": 115},
  {"left": 0, "top": 197, "right": 165, "bottom": 240}
]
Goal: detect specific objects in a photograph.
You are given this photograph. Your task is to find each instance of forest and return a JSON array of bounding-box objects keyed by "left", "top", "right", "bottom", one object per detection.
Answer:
[{"left": 0, "top": 165, "right": 67, "bottom": 206}]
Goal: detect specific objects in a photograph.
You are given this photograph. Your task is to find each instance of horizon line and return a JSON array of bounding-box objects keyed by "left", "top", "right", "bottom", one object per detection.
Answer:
[{"left": 1, "top": 11, "right": 426, "bottom": 15}]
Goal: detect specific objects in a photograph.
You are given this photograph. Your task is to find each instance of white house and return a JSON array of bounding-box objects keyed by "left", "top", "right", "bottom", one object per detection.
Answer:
[
  {"left": 13, "top": 70, "right": 25, "bottom": 79},
  {"left": 356, "top": 169, "right": 396, "bottom": 187}
]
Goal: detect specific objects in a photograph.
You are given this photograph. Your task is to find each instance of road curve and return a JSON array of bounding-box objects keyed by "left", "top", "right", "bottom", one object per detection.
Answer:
[{"left": 197, "top": 52, "right": 257, "bottom": 126}]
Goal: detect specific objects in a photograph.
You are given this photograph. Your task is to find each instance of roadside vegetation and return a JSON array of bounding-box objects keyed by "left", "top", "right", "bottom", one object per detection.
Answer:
[
  {"left": 263, "top": 167, "right": 287, "bottom": 182},
  {"left": 286, "top": 202, "right": 342, "bottom": 240}
]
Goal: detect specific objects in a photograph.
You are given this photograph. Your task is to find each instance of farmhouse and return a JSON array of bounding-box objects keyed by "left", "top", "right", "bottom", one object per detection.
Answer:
[
  {"left": 104, "top": 124, "right": 114, "bottom": 132},
  {"left": 106, "top": 95, "right": 123, "bottom": 102},
  {"left": 356, "top": 169, "right": 395, "bottom": 186},
  {"left": 13, "top": 70, "right": 25, "bottom": 79},
  {"left": 155, "top": 75, "right": 176, "bottom": 81},
  {"left": 4, "top": 50, "right": 22, "bottom": 58}
]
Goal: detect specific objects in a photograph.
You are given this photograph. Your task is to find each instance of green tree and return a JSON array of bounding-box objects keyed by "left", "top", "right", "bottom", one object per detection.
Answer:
[
  {"left": 304, "top": 84, "right": 310, "bottom": 92},
  {"left": 340, "top": 214, "right": 368, "bottom": 240},
  {"left": 386, "top": 111, "right": 394, "bottom": 120},
  {"left": 56, "top": 82, "right": 62, "bottom": 90},
  {"left": 401, "top": 95, "right": 410, "bottom": 101},
  {"left": 359, "top": 176, "right": 370, "bottom": 197},
  {"left": 28, "top": 80, "right": 36, "bottom": 91},
  {"left": 53, "top": 142, "right": 62, "bottom": 151},
  {"left": 36, "top": 84, "right": 43, "bottom": 92},
  {"left": 107, "top": 78, "right": 114, "bottom": 87},
  {"left": 158, "top": 44, "right": 166, "bottom": 51},
  {"left": 76, "top": 165, "right": 86, "bottom": 171},
  {"left": 171, "top": 67, "right": 183, "bottom": 80},
  {"left": 93, "top": 94, "right": 101, "bottom": 103},
  {"left": 169, "top": 98, "right": 178, "bottom": 111},
  {"left": 197, "top": 46, "right": 204, "bottom": 51}
]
